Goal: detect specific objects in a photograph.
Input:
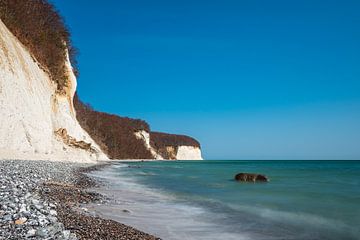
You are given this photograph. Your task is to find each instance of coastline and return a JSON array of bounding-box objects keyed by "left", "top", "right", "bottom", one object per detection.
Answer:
[
  {"left": 0, "top": 159, "right": 159, "bottom": 240},
  {"left": 83, "top": 160, "right": 360, "bottom": 240}
]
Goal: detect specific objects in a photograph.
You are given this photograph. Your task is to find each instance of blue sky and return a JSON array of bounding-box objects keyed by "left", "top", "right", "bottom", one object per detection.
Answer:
[{"left": 51, "top": 0, "right": 360, "bottom": 159}]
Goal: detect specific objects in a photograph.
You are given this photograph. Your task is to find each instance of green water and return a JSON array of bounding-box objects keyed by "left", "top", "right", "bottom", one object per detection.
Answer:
[{"left": 99, "top": 160, "right": 360, "bottom": 239}]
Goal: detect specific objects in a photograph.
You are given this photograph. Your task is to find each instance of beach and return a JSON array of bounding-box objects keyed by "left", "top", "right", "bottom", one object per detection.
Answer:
[
  {"left": 2, "top": 160, "right": 359, "bottom": 240},
  {"left": 87, "top": 160, "right": 360, "bottom": 240},
  {"left": 0, "top": 160, "right": 158, "bottom": 240}
]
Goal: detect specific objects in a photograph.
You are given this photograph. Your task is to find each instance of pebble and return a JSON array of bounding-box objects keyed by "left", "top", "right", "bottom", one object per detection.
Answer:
[
  {"left": 49, "top": 210, "right": 57, "bottom": 216},
  {"left": 0, "top": 160, "right": 90, "bottom": 239},
  {"left": 15, "top": 217, "right": 27, "bottom": 225},
  {"left": 26, "top": 228, "right": 36, "bottom": 237}
]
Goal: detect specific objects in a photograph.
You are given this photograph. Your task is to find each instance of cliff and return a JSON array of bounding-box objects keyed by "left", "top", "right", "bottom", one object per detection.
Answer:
[
  {"left": 0, "top": 19, "right": 107, "bottom": 162},
  {"left": 150, "top": 132, "right": 203, "bottom": 160},
  {"left": 0, "top": 0, "right": 202, "bottom": 161},
  {"left": 74, "top": 98, "right": 203, "bottom": 160}
]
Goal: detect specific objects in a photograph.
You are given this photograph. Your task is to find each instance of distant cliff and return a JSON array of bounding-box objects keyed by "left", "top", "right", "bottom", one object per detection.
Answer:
[
  {"left": 74, "top": 97, "right": 203, "bottom": 160},
  {"left": 0, "top": 0, "right": 202, "bottom": 161},
  {"left": 150, "top": 132, "right": 202, "bottom": 160}
]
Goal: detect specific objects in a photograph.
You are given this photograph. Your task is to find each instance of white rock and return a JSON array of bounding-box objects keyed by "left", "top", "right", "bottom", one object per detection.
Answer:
[
  {"left": 176, "top": 146, "right": 203, "bottom": 160},
  {"left": 26, "top": 229, "right": 36, "bottom": 237},
  {"left": 49, "top": 210, "right": 57, "bottom": 216},
  {"left": 0, "top": 19, "right": 108, "bottom": 162},
  {"left": 134, "top": 131, "right": 203, "bottom": 160},
  {"left": 134, "top": 130, "right": 163, "bottom": 159}
]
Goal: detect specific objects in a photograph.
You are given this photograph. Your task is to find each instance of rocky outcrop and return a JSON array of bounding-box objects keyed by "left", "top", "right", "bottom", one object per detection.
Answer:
[
  {"left": 54, "top": 128, "right": 96, "bottom": 153},
  {"left": 235, "top": 173, "right": 269, "bottom": 182},
  {"left": 0, "top": 19, "right": 107, "bottom": 162}
]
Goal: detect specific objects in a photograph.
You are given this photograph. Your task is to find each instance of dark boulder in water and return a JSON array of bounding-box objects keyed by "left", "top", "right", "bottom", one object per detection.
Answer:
[{"left": 235, "top": 173, "right": 269, "bottom": 182}]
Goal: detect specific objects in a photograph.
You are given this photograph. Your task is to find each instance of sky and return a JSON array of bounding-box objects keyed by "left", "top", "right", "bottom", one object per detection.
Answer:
[{"left": 51, "top": 0, "right": 360, "bottom": 160}]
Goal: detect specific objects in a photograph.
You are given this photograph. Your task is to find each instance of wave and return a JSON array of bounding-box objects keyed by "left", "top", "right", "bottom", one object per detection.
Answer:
[
  {"left": 88, "top": 163, "right": 360, "bottom": 240},
  {"left": 88, "top": 166, "right": 252, "bottom": 240}
]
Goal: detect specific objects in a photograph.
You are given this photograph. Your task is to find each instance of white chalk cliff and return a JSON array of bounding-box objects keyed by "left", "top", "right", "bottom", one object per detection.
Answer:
[
  {"left": 0, "top": 20, "right": 107, "bottom": 162},
  {"left": 135, "top": 131, "right": 203, "bottom": 160},
  {"left": 134, "top": 130, "right": 163, "bottom": 160},
  {"left": 176, "top": 146, "right": 203, "bottom": 160}
]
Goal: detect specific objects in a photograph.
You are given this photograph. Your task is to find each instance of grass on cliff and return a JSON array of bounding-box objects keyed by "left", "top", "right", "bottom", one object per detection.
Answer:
[{"left": 0, "top": 0, "right": 78, "bottom": 93}]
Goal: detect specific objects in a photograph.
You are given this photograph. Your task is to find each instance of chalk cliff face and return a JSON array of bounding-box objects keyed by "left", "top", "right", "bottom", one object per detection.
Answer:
[
  {"left": 0, "top": 20, "right": 107, "bottom": 162},
  {"left": 134, "top": 131, "right": 163, "bottom": 160},
  {"left": 135, "top": 131, "right": 203, "bottom": 160},
  {"left": 176, "top": 146, "right": 203, "bottom": 160}
]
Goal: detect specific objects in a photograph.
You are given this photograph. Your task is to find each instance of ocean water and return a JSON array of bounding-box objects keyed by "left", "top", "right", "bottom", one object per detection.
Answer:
[{"left": 90, "top": 160, "right": 360, "bottom": 240}]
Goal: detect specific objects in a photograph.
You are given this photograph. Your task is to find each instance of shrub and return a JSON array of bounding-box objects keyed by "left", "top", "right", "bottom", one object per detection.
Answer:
[{"left": 0, "top": 0, "right": 77, "bottom": 92}]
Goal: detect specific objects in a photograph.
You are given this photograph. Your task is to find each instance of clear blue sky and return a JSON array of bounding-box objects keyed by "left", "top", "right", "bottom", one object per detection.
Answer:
[{"left": 51, "top": 0, "right": 360, "bottom": 160}]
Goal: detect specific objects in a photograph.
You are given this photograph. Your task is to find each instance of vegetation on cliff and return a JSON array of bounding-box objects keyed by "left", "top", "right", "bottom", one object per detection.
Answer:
[
  {"left": 74, "top": 95, "right": 154, "bottom": 159},
  {"left": 0, "top": 0, "right": 77, "bottom": 93},
  {"left": 151, "top": 132, "right": 200, "bottom": 149}
]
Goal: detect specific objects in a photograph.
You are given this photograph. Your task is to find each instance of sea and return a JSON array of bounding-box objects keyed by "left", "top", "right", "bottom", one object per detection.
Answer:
[{"left": 89, "top": 160, "right": 360, "bottom": 240}]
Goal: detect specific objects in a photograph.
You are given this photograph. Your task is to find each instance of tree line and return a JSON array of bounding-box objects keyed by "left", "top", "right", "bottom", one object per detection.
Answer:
[{"left": 0, "top": 0, "right": 78, "bottom": 93}]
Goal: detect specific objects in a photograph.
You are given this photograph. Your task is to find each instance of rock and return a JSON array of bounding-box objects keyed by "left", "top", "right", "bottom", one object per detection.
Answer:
[
  {"left": 235, "top": 173, "right": 269, "bottom": 182},
  {"left": 55, "top": 128, "right": 95, "bottom": 152},
  {"left": 22, "top": 211, "right": 31, "bottom": 218},
  {"left": 26, "top": 229, "right": 36, "bottom": 237},
  {"left": 19, "top": 204, "right": 27, "bottom": 212},
  {"left": 15, "top": 217, "right": 27, "bottom": 225},
  {"left": 49, "top": 210, "right": 57, "bottom": 216},
  {"left": 38, "top": 217, "right": 49, "bottom": 226},
  {"left": 48, "top": 216, "right": 58, "bottom": 223},
  {"left": 36, "top": 228, "right": 48, "bottom": 238},
  {"left": 62, "top": 230, "right": 71, "bottom": 239},
  {"left": 69, "top": 233, "right": 78, "bottom": 240},
  {"left": 33, "top": 204, "right": 43, "bottom": 211},
  {"left": 25, "top": 192, "right": 32, "bottom": 198},
  {"left": 3, "top": 215, "right": 12, "bottom": 221},
  {"left": 27, "top": 219, "right": 39, "bottom": 226},
  {"left": 81, "top": 207, "right": 88, "bottom": 212}
]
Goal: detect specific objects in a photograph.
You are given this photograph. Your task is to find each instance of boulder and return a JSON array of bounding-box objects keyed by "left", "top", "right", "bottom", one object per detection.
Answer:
[{"left": 235, "top": 173, "right": 269, "bottom": 182}]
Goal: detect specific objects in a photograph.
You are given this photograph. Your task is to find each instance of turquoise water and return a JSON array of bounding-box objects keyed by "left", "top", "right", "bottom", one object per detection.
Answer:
[{"left": 93, "top": 160, "right": 360, "bottom": 240}]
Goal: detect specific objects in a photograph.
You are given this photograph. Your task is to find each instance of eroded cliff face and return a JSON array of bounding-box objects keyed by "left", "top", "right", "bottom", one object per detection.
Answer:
[
  {"left": 0, "top": 19, "right": 107, "bottom": 162},
  {"left": 176, "top": 146, "right": 203, "bottom": 160},
  {"left": 135, "top": 131, "right": 203, "bottom": 160},
  {"left": 134, "top": 130, "right": 163, "bottom": 160},
  {"left": 158, "top": 145, "right": 203, "bottom": 160}
]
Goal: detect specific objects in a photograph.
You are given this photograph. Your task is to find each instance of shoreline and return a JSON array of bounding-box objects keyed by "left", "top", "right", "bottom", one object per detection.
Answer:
[{"left": 0, "top": 159, "right": 159, "bottom": 240}]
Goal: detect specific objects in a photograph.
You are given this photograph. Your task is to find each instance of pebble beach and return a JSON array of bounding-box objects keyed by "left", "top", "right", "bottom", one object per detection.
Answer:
[{"left": 0, "top": 160, "right": 159, "bottom": 240}]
